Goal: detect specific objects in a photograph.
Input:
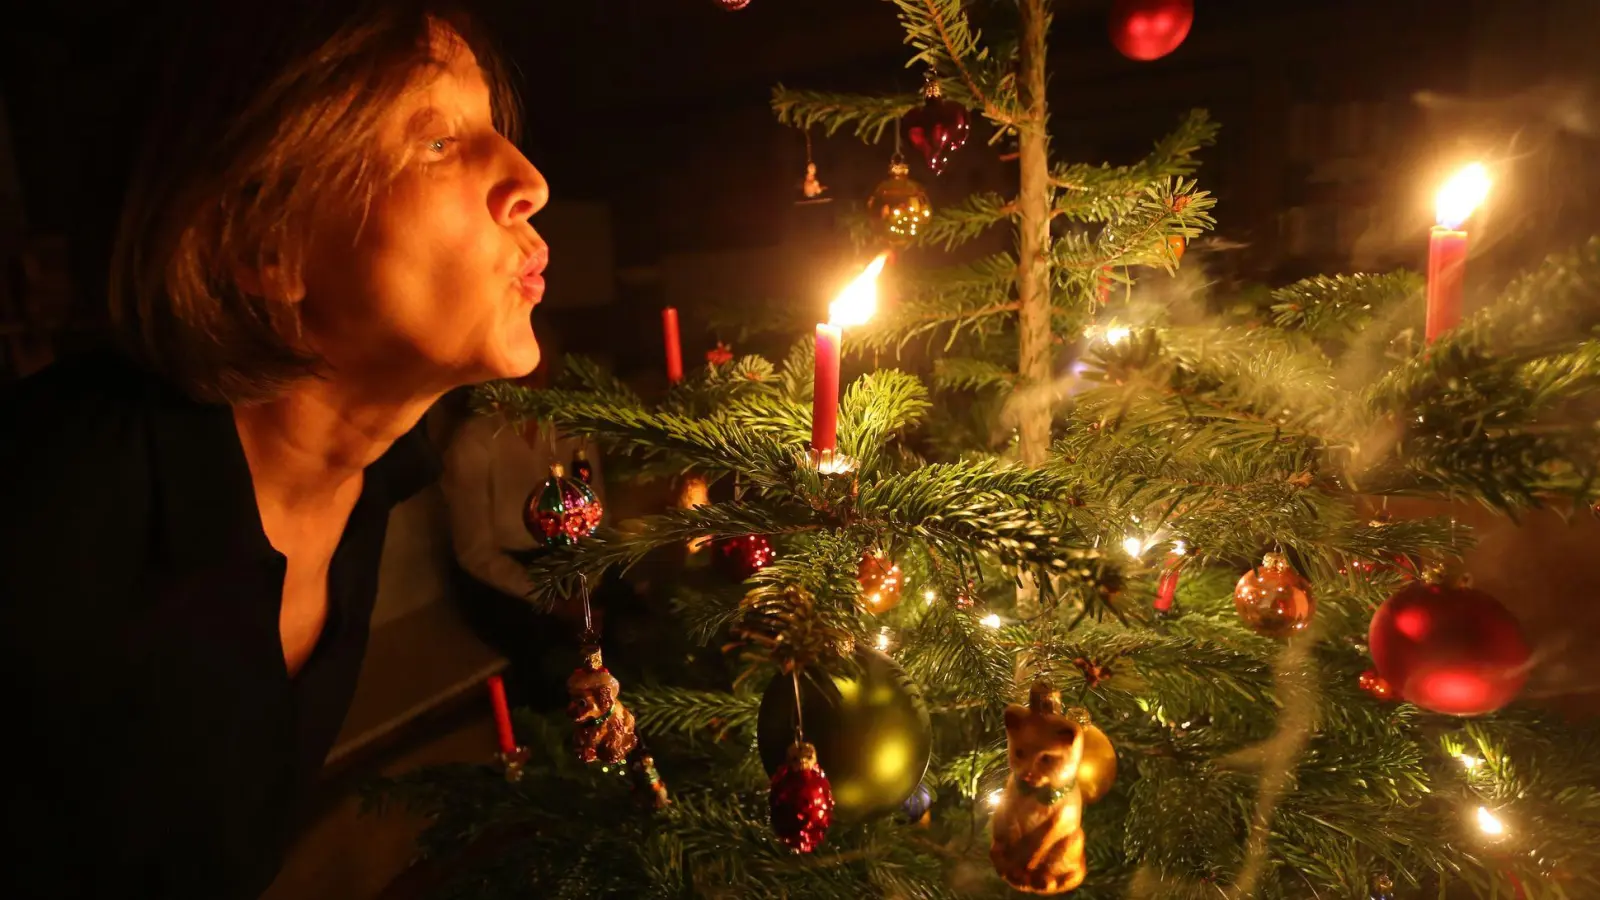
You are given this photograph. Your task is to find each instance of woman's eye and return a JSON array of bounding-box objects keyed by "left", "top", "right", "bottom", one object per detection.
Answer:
[{"left": 427, "top": 136, "right": 458, "bottom": 156}]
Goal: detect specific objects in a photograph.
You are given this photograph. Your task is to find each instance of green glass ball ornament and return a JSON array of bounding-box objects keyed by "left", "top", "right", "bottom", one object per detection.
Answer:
[
  {"left": 757, "top": 648, "right": 932, "bottom": 819},
  {"left": 524, "top": 464, "right": 603, "bottom": 547}
]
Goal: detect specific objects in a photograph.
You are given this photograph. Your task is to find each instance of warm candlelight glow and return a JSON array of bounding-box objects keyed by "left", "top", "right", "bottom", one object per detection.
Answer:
[
  {"left": 1435, "top": 163, "right": 1490, "bottom": 230},
  {"left": 986, "top": 788, "right": 1005, "bottom": 808},
  {"left": 828, "top": 252, "right": 890, "bottom": 327},
  {"left": 1475, "top": 805, "right": 1506, "bottom": 836}
]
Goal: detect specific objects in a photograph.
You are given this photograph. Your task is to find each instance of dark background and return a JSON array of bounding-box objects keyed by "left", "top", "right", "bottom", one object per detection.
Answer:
[{"left": 5, "top": 0, "right": 1600, "bottom": 382}]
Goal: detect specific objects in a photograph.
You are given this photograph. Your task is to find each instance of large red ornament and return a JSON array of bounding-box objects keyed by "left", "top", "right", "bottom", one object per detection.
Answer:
[
  {"left": 902, "top": 74, "right": 970, "bottom": 176},
  {"left": 1368, "top": 581, "right": 1530, "bottom": 716},
  {"left": 1108, "top": 0, "right": 1194, "bottom": 61},
  {"left": 769, "top": 741, "right": 834, "bottom": 853},
  {"left": 714, "top": 534, "right": 776, "bottom": 582}
]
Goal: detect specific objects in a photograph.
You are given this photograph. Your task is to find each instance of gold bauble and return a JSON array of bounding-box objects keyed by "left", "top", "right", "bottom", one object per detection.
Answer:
[
  {"left": 1076, "top": 723, "right": 1117, "bottom": 804},
  {"left": 867, "top": 157, "right": 933, "bottom": 247}
]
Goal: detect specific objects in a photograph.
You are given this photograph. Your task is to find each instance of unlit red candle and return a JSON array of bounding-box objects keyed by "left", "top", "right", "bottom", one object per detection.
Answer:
[
  {"left": 487, "top": 674, "right": 515, "bottom": 754},
  {"left": 662, "top": 307, "right": 683, "bottom": 383}
]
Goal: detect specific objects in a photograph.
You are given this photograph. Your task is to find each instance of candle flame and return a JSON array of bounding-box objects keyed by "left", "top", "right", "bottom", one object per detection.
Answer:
[
  {"left": 828, "top": 252, "right": 889, "bottom": 327},
  {"left": 1435, "top": 163, "right": 1490, "bottom": 229}
]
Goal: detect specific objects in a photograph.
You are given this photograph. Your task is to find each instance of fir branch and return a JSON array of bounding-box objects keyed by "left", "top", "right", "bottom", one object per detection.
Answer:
[
  {"left": 932, "top": 357, "right": 1016, "bottom": 393},
  {"left": 920, "top": 191, "right": 1015, "bottom": 250},
  {"left": 1270, "top": 271, "right": 1424, "bottom": 340},
  {"left": 771, "top": 86, "right": 917, "bottom": 142}
]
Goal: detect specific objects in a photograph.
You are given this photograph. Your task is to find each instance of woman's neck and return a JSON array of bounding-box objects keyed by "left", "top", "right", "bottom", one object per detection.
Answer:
[{"left": 233, "top": 377, "right": 441, "bottom": 510}]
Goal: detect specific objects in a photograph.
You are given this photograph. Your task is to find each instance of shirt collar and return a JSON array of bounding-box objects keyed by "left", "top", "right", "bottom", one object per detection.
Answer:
[{"left": 144, "top": 377, "right": 442, "bottom": 573}]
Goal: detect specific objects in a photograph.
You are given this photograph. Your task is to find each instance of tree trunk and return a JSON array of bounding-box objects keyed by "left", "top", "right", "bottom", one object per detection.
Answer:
[{"left": 1015, "top": 0, "right": 1053, "bottom": 467}]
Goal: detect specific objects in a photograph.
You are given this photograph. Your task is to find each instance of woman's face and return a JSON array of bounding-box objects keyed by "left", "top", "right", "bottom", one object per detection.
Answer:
[{"left": 297, "top": 28, "right": 547, "bottom": 395}]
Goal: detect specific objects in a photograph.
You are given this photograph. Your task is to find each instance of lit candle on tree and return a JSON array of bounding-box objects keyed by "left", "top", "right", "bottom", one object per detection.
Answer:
[
  {"left": 662, "top": 307, "right": 684, "bottom": 383},
  {"left": 811, "top": 253, "right": 889, "bottom": 462},
  {"left": 1427, "top": 163, "right": 1490, "bottom": 344}
]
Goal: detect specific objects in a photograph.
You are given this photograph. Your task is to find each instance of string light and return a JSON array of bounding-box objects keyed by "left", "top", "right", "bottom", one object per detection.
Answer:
[
  {"left": 980, "top": 613, "right": 1003, "bottom": 630},
  {"left": 986, "top": 789, "right": 1004, "bottom": 808},
  {"left": 923, "top": 587, "right": 938, "bottom": 605},
  {"left": 1104, "top": 325, "right": 1131, "bottom": 345},
  {"left": 1122, "top": 535, "right": 1147, "bottom": 557},
  {"left": 1475, "top": 806, "right": 1506, "bottom": 837},
  {"left": 1457, "top": 753, "right": 1483, "bottom": 771},
  {"left": 1171, "top": 540, "right": 1187, "bottom": 556},
  {"left": 875, "top": 627, "right": 893, "bottom": 652}
]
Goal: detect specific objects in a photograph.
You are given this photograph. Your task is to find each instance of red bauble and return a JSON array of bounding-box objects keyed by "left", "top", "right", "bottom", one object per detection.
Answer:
[
  {"left": 1358, "top": 668, "right": 1396, "bottom": 702},
  {"left": 902, "top": 76, "right": 970, "bottom": 176},
  {"left": 1368, "top": 581, "right": 1530, "bottom": 716},
  {"left": 1109, "top": 0, "right": 1194, "bottom": 61},
  {"left": 714, "top": 534, "right": 775, "bottom": 582},
  {"left": 713, "top": 0, "right": 751, "bottom": 9},
  {"left": 769, "top": 742, "right": 834, "bottom": 853}
]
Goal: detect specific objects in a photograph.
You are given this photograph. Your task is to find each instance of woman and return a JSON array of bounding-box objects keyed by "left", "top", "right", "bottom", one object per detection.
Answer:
[{"left": 0, "top": 2, "right": 547, "bottom": 897}]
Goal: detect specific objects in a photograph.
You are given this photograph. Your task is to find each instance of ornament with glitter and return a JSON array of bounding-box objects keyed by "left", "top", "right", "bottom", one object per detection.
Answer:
[
  {"left": 524, "top": 464, "right": 602, "bottom": 547},
  {"left": 769, "top": 740, "right": 834, "bottom": 853}
]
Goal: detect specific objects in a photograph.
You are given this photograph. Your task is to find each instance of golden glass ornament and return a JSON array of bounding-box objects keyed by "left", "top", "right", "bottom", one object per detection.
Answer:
[
  {"left": 857, "top": 551, "right": 904, "bottom": 613},
  {"left": 1233, "top": 552, "right": 1315, "bottom": 637},
  {"left": 867, "top": 156, "right": 932, "bottom": 246},
  {"left": 1066, "top": 707, "right": 1117, "bottom": 805}
]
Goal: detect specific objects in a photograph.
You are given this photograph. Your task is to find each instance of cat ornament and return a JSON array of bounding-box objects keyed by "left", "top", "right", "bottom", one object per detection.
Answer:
[{"left": 990, "top": 681, "right": 1088, "bottom": 894}]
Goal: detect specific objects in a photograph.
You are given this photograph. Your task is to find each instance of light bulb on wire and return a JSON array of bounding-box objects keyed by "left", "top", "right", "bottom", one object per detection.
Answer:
[
  {"left": 980, "top": 613, "right": 1003, "bottom": 630},
  {"left": 1475, "top": 805, "right": 1506, "bottom": 837}
]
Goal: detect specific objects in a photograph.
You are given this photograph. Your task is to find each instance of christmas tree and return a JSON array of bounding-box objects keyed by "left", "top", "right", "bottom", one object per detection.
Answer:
[{"left": 371, "top": 2, "right": 1600, "bottom": 897}]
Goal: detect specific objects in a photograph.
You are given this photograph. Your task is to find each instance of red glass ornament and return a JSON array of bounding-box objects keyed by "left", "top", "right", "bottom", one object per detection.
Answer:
[
  {"left": 714, "top": 534, "right": 775, "bottom": 582},
  {"left": 1233, "top": 553, "right": 1315, "bottom": 637},
  {"left": 1108, "top": 0, "right": 1194, "bottom": 61},
  {"left": 570, "top": 449, "right": 593, "bottom": 485},
  {"left": 1368, "top": 581, "right": 1530, "bottom": 716},
  {"left": 1358, "top": 668, "right": 1396, "bottom": 702},
  {"left": 713, "top": 0, "right": 751, "bottom": 9},
  {"left": 524, "top": 465, "right": 603, "bottom": 547},
  {"left": 769, "top": 741, "right": 834, "bottom": 853},
  {"left": 706, "top": 342, "right": 734, "bottom": 366},
  {"left": 902, "top": 75, "right": 970, "bottom": 176}
]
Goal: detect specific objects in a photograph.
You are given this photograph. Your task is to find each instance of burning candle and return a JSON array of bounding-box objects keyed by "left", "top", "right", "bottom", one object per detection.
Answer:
[
  {"left": 1426, "top": 163, "right": 1490, "bottom": 344},
  {"left": 811, "top": 253, "right": 888, "bottom": 456},
  {"left": 486, "top": 674, "right": 516, "bottom": 755},
  {"left": 662, "top": 307, "right": 684, "bottom": 383}
]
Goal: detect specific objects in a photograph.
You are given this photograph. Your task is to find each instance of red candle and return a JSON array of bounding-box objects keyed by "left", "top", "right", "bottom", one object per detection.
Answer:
[
  {"left": 811, "top": 253, "right": 889, "bottom": 459},
  {"left": 486, "top": 674, "right": 516, "bottom": 754},
  {"left": 811, "top": 324, "right": 842, "bottom": 452},
  {"left": 1153, "top": 553, "right": 1182, "bottom": 613},
  {"left": 1426, "top": 164, "right": 1489, "bottom": 344},
  {"left": 662, "top": 307, "right": 683, "bottom": 383},
  {"left": 1426, "top": 227, "right": 1467, "bottom": 343}
]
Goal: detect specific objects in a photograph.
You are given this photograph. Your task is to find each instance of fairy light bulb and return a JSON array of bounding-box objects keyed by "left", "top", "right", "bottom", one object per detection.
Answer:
[
  {"left": 1476, "top": 806, "right": 1506, "bottom": 836},
  {"left": 1122, "top": 535, "right": 1146, "bottom": 557},
  {"left": 1104, "top": 325, "right": 1131, "bottom": 345},
  {"left": 923, "top": 587, "right": 937, "bottom": 605},
  {"left": 1458, "top": 753, "right": 1483, "bottom": 771},
  {"left": 875, "top": 627, "right": 893, "bottom": 652},
  {"left": 986, "top": 789, "right": 1004, "bottom": 808},
  {"left": 1171, "top": 540, "right": 1187, "bottom": 556},
  {"left": 980, "top": 613, "right": 1002, "bottom": 630}
]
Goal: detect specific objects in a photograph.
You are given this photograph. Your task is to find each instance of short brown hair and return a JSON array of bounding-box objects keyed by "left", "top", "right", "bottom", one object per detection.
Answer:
[{"left": 109, "top": 0, "right": 521, "bottom": 404}]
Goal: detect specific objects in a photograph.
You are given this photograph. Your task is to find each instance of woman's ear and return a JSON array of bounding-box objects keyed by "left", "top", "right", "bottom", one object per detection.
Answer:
[{"left": 231, "top": 244, "right": 306, "bottom": 304}]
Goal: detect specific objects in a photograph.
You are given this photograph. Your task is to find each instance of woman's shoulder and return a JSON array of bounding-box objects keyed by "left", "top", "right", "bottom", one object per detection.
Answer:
[{"left": 0, "top": 351, "right": 159, "bottom": 477}]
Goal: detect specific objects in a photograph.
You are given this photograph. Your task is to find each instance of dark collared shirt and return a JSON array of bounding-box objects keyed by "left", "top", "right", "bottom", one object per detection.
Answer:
[{"left": 0, "top": 352, "right": 440, "bottom": 899}]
